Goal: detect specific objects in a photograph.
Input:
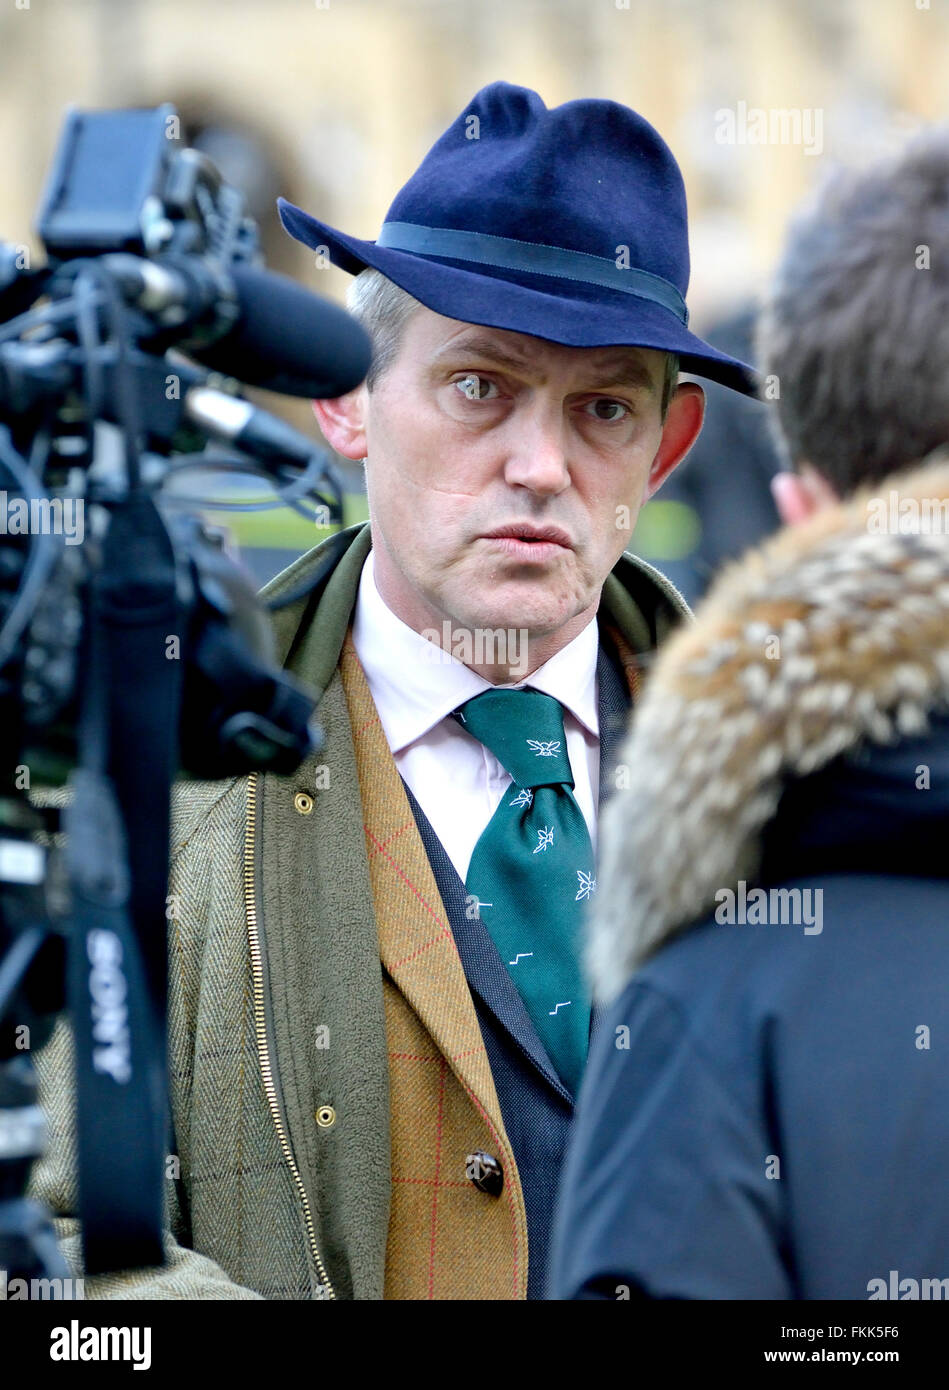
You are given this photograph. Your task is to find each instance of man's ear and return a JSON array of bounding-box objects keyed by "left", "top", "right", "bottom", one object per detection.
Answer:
[
  {"left": 311, "top": 386, "right": 368, "bottom": 461},
  {"left": 771, "top": 463, "right": 840, "bottom": 526},
  {"left": 644, "top": 381, "right": 705, "bottom": 499}
]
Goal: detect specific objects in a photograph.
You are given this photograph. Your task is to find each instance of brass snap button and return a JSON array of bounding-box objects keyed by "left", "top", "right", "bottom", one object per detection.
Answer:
[
  {"left": 316, "top": 1105, "right": 336, "bottom": 1128},
  {"left": 294, "top": 792, "right": 314, "bottom": 816}
]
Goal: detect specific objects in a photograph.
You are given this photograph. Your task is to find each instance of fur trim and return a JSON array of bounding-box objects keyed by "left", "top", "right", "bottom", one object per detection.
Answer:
[{"left": 588, "top": 452, "right": 949, "bottom": 1004}]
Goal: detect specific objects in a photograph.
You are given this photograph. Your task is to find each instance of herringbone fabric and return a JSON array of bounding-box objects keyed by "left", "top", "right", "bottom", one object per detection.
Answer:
[
  {"left": 27, "top": 778, "right": 303, "bottom": 1299},
  {"left": 340, "top": 630, "right": 530, "bottom": 1299}
]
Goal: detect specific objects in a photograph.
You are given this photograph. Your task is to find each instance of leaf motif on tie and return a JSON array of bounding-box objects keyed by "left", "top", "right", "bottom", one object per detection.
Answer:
[{"left": 526, "top": 739, "right": 561, "bottom": 757}]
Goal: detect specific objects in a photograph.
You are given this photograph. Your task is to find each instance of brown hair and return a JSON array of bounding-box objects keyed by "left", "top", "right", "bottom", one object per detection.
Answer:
[{"left": 757, "top": 126, "right": 949, "bottom": 495}]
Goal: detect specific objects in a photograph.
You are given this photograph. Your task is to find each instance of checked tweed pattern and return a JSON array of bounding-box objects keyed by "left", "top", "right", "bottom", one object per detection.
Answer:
[{"left": 453, "top": 687, "right": 595, "bottom": 1095}]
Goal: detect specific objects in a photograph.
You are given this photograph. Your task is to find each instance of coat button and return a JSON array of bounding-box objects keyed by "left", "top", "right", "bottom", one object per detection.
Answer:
[
  {"left": 315, "top": 1105, "right": 336, "bottom": 1127},
  {"left": 466, "top": 1150, "right": 503, "bottom": 1196},
  {"left": 294, "top": 792, "right": 314, "bottom": 815}
]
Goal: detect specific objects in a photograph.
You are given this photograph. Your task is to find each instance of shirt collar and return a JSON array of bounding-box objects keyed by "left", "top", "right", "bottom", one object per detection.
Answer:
[{"left": 351, "top": 547, "right": 600, "bottom": 754}]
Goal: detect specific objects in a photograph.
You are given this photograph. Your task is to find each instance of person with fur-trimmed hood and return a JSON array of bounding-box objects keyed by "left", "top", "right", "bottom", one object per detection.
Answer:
[{"left": 549, "top": 127, "right": 949, "bottom": 1300}]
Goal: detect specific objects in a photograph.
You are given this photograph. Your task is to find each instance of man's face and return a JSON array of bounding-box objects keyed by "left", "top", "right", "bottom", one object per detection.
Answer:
[{"left": 317, "top": 306, "right": 703, "bottom": 650}]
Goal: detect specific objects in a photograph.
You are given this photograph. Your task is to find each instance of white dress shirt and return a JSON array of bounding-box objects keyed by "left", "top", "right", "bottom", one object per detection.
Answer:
[{"left": 351, "top": 547, "right": 600, "bottom": 884}]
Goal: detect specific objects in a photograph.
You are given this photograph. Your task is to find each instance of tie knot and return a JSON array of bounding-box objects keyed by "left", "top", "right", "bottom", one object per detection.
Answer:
[{"left": 453, "top": 688, "right": 573, "bottom": 788}]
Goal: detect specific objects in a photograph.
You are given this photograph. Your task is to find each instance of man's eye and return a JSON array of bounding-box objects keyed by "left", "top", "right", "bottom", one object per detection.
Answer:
[
  {"left": 584, "top": 398, "right": 630, "bottom": 422},
  {"left": 454, "top": 373, "right": 499, "bottom": 401}
]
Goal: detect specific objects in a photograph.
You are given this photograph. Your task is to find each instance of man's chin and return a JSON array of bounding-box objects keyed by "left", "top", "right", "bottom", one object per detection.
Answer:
[{"left": 447, "top": 590, "right": 585, "bottom": 640}]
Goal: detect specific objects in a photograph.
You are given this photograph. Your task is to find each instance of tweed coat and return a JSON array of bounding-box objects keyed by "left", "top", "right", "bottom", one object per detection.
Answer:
[{"left": 27, "top": 519, "right": 689, "bottom": 1299}]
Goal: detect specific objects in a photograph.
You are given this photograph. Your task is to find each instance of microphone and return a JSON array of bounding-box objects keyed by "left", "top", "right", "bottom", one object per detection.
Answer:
[
  {"left": 184, "top": 385, "right": 326, "bottom": 467},
  {"left": 191, "top": 264, "right": 372, "bottom": 399},
  {"left": 98, "top": 255, "right": 372, "bottom": 399}
]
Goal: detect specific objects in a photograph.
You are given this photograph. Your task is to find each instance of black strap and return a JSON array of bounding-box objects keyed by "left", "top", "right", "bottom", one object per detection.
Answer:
[{"left": 66, "top": 492, "right": 183, "bottom": 1273}]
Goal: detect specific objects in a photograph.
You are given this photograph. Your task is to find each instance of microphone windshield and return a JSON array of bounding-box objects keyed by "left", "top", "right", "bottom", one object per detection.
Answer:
[{"left": 191, "top": 264, "right": 372, "bottom": 398}]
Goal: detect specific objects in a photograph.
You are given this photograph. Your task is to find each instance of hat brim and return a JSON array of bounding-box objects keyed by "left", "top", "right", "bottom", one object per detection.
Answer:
[{"left": 278, "top": 198, "right": 760, "bottom": 397}]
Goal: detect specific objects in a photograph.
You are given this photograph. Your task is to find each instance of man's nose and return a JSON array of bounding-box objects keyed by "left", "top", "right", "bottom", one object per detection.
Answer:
[{"left": 501, "top": 400, "right": 571, "bottom": 495}]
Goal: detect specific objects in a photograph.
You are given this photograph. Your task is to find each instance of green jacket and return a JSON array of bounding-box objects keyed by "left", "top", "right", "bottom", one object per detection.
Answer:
[{"left": 27, "top": 521, "right": 689, "bottom": 1299}]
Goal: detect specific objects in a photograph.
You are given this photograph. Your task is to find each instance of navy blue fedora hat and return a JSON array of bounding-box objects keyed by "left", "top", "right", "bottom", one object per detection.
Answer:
[{"left": 278, "top": 81, "right": 758, "bottom": 396}]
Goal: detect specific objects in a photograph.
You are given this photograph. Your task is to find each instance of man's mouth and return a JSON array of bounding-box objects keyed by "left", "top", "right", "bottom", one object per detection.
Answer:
[{"left": 479, "top": 523, "right": 573, "bottom": 553}]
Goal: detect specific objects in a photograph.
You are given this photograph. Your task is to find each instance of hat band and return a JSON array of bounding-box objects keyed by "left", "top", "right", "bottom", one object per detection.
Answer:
[{"left": 376, "top": 221, "right": 689, "bottom": 325}]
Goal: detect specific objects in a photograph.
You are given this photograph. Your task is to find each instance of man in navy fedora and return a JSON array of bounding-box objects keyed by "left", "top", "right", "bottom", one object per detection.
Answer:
[{"left": 31, "top": 81, "right": 756, "bottom": 1301}]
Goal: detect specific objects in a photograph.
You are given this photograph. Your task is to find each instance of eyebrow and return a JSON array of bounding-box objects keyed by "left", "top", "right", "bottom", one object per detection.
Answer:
[{"left": 431, "top": 333, "right": 658, "bottom": 393}]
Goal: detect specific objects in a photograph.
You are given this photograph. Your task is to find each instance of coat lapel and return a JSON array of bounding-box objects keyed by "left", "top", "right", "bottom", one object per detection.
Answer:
[
  {"left": 338, "top": 629, "right": 509, "bottom": 1141},
  {"left": 400, "top": 775, "right": 572, "bottom": 1101}
]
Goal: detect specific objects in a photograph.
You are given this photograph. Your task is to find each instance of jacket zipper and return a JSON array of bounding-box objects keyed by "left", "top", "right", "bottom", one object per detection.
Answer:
[{"left": 243, "top": 770, "right": 336, "bottom": 1299}]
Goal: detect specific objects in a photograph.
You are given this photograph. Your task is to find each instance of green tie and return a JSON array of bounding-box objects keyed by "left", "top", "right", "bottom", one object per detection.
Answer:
[{"left": 453, "top": 688, "right": 594, "bottom": 1095}]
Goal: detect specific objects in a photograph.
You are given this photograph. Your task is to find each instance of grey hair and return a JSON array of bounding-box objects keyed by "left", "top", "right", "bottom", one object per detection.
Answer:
[
  {"left": 344, "top": 269, "right": 422, "bottom": 391},
  {"left": 756, "top": 125, "right": 949, "bottom": 496},
  {"left": 346, "top": 266, "right": 678, "bottom": 414}
]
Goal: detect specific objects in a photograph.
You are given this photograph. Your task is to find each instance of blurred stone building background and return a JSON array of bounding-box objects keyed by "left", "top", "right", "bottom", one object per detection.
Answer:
[{"left": 1, "top": 0, "right": 946, "bottom": 583}]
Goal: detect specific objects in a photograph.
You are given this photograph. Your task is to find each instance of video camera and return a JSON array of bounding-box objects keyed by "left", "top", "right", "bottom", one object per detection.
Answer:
[{"left": 0, "top": 105, "right": 371, "bottom": 1286}]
